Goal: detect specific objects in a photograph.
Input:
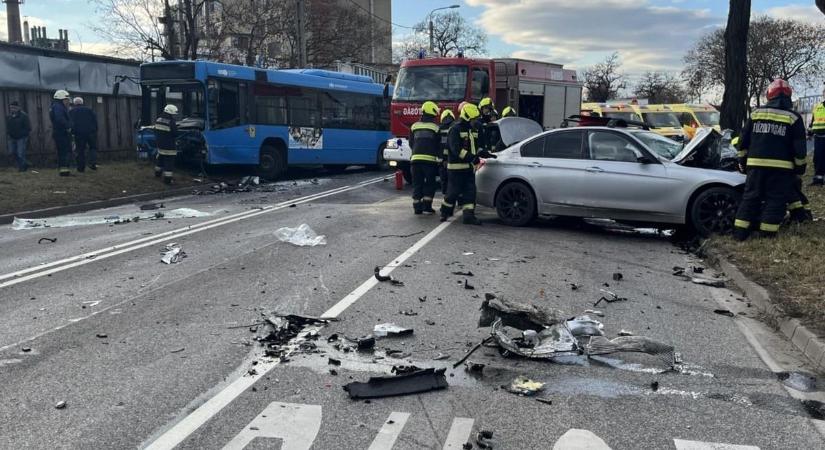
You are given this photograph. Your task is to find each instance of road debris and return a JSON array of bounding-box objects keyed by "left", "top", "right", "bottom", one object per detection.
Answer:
[
  {"left": 475, "top": 430, "right": 495, "bottom": 449},
  {"left": 96, "top": 333, "right": 108, "bottom": 338},
  {"left": 463, "top": 252, "right": 474, "bottom": 256},
  {"left": 617, "top": 330, "right": 635, "bottom": 336},
  {"left": 170, "top": 348, "right": 185, "bottom": 353},
  {"left": 21, "top": 347, "right": 31, "bottom": 352},
  {"left": 584, "top": 309, "right": 605, "bottom": 317},
  {"left": 55, "top": 401, "right": 67, "bottom": 410},
  {"left": 612, "top": 272, "right": 623, "bottom": 281},
  {"left": 452, "top": 271, "right": 474, "bottom": 276},
  {"left": 12, "top": 208, "right": 212, "bottom": 230},
  {"left": 692, "top": 266, "right": 705, "bottom": 274},
  {"left": 343, "top": 368, "right": 448, "bottom": 399},
  {"left": 570, "top": 283, "right": 580, "bottom": 291},
  {"left": 373, "top": 323, "right": 413, "bottom": 337},
  {"left": 275, "top": 224, "right": 327, "bottom": 246},
  {"left": 585, "top": 336, "right": 675, "bottom": 365},
  {"left": 373, "top": 231, "right": 424, "bottom": 239},
  {"left": 373, "top": 266, "right": 403, "bottom": 286},
  {"left": 672, "top": 266, "right": 686, "bottom": 276},
  {"left": 464, "top": 361, "right": 485, "bottom": 372},
  {"left": 479, "top": 293, "right": 564, "bottom": 330},
  {"left": 452, "top": 337, "right": 494, "bottom": 368},
  {"left": 776, "top": 372, "right": 817, "bottom": 392},
  {"left": 160, "top": 243, "right": 187, "bottom": 264},
  {"left": 593, "top": 289, "right": 628, "bottom": 307},
  {"left": 507, "top": 376, "right": 545, "bottom": 396},
  {"left": 464, "top": 280, "right": 475, "bottom": 290},
  {"left": 651, "top": 381, "right": 660, "bottom": 391},
  {"left": 37, "top": 237, "right": 57, "bottom": 244},
  {"left": 566, "top": 315, "right": 605, "bottom": 337},
  {"left": 536, "top": 397, "right": 553, "bottom": 405},
  {"left": 713, "top": 309, "right": 735, "bottom": 317},
  {"left": 139, "top": 203, "right": 164, "bottom": 210},
  {"left": 355, "top": 335, "right": 376, "bottom": 350},
  {"left": 688, "top": 277, "right": 726, "bottom": 287}
]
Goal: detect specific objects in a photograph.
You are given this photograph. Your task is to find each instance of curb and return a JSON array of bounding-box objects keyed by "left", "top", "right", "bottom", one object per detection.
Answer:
[
  {"left": 0, "top": 186, "right": 196, "bottom": 225},
  {"left": 711, "top": 251, "right": 825, "bottom": 373}
]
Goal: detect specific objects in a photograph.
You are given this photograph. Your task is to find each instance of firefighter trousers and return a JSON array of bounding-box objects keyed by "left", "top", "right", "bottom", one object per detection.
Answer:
[
  {"left": 440, "top": 170, "right": 476, "bottom": 219},
  {"left": 734, "top": 168, "right": 794, "bottom": 235},
  {"left": 412, "top": 162, "right": 439, "bottom": 213},
  {"left": 788, "top": 176, "right": 812, "bottom": 222},
  {"left": 814, "top": 135, "right": 825, "bottom": 179},
  {"left": 156, "top": 149, "right": 178, "bottom": 183},
  {"left": 53, "top": 132, "right": 71, "bottom": 175}
]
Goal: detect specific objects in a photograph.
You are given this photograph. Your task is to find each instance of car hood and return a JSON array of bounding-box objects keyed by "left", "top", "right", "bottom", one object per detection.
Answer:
[
  {"left": 495, "top": 117, "right": 544, "bottom": 146},
  {"left": 671, "top": 127, "right": 723, "bottom": 168}
]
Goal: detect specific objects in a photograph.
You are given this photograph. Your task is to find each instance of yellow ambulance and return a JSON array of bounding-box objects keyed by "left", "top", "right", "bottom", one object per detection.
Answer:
[
  {"left": 667, "top": 104, "right": 721, "bottom": 131},
  {"left": 581, "top": 102, "right": 686, "bottom": 142}
]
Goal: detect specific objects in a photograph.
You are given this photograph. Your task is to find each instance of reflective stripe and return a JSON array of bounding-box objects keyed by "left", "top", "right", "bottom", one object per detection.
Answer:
[
  {"left": 154, "top": 166, "right": 162, "bottom": 171},
  {"left": 759, "top": 223, "right": 780, "bottom": 232},
  {"left": 447, "top": 163, "right": 471, "bottom": 170},
  {"left": 734, "top": 219, "right": 750, "bottom": 229},
  {"left": 59, "top": 168, "right": 70, "bottom": 173},
  {"left": 410, "top": 122, "right": 439, "bottom": 132},
  {"left": 788, "top": 201, "right": 803, "bottom": 210},
  {"left": 162, "top": 171, "right": 174, "bottom": 177},
  {"left": 412, "top": 199, "right": 421, "bottom": 204},
  {"left": 154, "top": 124, "right": 171, "bottom": 132},
  {"left": 795, "top": 158, "right": 807, "bottom": 166},
  {"left": 441, "top": 202, "right": 454, "bottom": 208},
  {"left": 157, "top": 148, "right": 178, "bottom": 156},
  {"left": 459, "top": 149, "right": 468, "bottom": 159},
  {"left": 422, "top": 197, "right": 432, "bottom": 202},
  {"left": 411, "top": 154, "right": 439, "bottom": 162},
  {"left": 746, "top": 158, "right": 794, "bottom": 170},
  {"left": 462, "top": 204, "right": 475, "bottom": 210},
  {"left": 737, "top": 150, "right": 747, "bottom": 157},
  {"left": 751, "top": 112, "right": 794, "bottom": 124}
]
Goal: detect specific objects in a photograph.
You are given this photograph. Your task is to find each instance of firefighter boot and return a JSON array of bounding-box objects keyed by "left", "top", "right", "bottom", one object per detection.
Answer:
[
  {"left": 789, "top": 208, "right": 810, "bottom": 224},
  {"left": 163, "top": 174, "right": 173, "bottom": 185},
  {"left": 440, "top": 203, "right": 454, "bottom": 222},
  {"left": 462, "top": 209, "right": 482, "bottom": 225},
  {"left": 732, "top": 227, "right": 750, "bottom": 242},
  {"left": 154, "top": 166, "right": 162, "bottom": 177},
  {"left": 413, "top": 200, "right": 423, "bottom": 215}
]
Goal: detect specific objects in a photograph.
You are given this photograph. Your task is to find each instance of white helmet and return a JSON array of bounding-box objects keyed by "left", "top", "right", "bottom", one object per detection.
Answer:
[
  {"left": 53, "top": 89, "right": 70, "bottom": 100},
  {"left": 164, "top": 104, "right": 179, "bottom": 115},
  {"left": 73, "top": 97, "right": 84, "bottom": 105}
]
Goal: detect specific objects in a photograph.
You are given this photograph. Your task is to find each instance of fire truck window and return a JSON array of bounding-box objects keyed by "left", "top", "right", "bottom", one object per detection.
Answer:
[{"left": 471, "top": 68, "right": 490, "bottom": 102}]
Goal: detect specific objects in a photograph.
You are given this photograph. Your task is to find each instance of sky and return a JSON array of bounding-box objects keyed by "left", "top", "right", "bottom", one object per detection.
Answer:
[{"left": 1, "top": 0, "right": 823, "bottom": 74}]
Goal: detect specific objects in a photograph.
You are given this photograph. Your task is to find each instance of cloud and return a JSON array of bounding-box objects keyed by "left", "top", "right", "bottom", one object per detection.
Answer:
[
  {"left": 465, "top": 0, "right": 720, "bottom": 72},
  {"left": 764, "top": 4, "right": 825, "bottom": 25}
]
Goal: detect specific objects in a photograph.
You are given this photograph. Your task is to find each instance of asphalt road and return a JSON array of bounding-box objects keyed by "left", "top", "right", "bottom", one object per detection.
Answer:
[{"left": 0, "top": 168, "right": 823, "bottom": 450}]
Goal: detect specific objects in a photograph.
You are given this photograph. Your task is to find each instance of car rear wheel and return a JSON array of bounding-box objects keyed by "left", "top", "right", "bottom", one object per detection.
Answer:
[
  {"left": 689, "top": 187, "right": 740, "bottom": 237},
  {"left": 495, "top": 181, "right": 536, "bottom": 226}
]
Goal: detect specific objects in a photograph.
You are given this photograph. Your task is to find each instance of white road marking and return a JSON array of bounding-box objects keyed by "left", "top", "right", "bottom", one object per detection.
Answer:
[
  {"left": 442, "top": 418, "right": 475, "bottom": 449},
  {"left": 367, "top": 412, "right": 410, "bottom": 450},
  {"left": 553, "top": 429, "right": 612, "bottom": 449},
  {"left": 673, "top": 439, "right": 759, "bottom": 450},
  {"left": 0, "top": 177, "right": 385, "bottom": 289},
  {"left": 142, "top": 216, "right": 455, "bottom": 450},
  {"left": 221, "top": 402, "right": 322, "bottom": 450}
]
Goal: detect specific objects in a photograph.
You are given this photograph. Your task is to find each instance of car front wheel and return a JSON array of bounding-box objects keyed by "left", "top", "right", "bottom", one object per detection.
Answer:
[
  {"left": 495, "top": 181, "right": 536, "bottom": 226},
  {"left": 689, "top": 187, "right": 740, "bottom": 237}
]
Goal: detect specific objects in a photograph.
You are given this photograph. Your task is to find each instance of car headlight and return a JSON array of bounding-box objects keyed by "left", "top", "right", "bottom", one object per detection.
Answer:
[{"left": 386, "top": 139, "right": 399, "bottom": 149}]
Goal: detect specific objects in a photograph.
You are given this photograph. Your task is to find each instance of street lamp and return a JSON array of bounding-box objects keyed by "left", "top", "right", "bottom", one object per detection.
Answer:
[{"left": 428, "top": 4, "right": 460, "bottom": 56}]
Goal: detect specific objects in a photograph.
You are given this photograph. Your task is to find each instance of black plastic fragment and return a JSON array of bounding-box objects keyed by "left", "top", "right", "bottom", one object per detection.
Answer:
[
  {"left": 139, "top": 203, "right": 164, "bottom": 210},
  {"left": 452, "top": 271, "right": 474, "bottom": 276},
  {"left": 464, "top": 280, "right": 475, "bottom": 290},
  {"left": 343, "top": 368, "right": 448, "bottom": 399},
  {"left": 713, "top": 309, "right": 735, "bottom": 317},
  {"left": 356, "top": 335, "right": 375, "bottom": 350},
  {"left": 612, "top": 272, "right": 623, "bottom": 281},
  {"left": 38, "top": 237, "right": 57, "bottom": 244}
]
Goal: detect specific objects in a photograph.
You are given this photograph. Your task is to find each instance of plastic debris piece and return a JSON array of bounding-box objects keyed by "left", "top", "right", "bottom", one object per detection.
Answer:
[
  {"left": 672, "top": 266, "right": 685, "bottom": 276},
  {"left": 585, "top": 335, "right": 675, "bottom": 365},
  {"left": 465, "top": 361, "right": 485, "bottom": 372},
  {"left": 464, "top": 279, "right": 475, "bottom": 290},
  {"left": 776, "top": 371, "right": 817, "bottom": 392},
  {"left": 373, "top": 323, "right": 413, "bottom": 338},
  {"left": 566, "top": 315, "right": 605, "bottom": 337},
  {"left": 570, "top": 283, "right": 580, "bottom": 291},
  {"left": 55, "top": 401, "right": 67, "bottom": 409},
  {"left": 275, "top": 224, "right": 327, "bottom": 246},
  {"left": 507, "top": 376, "right": 544, "bottom": 396},
  {"left": 96, "top": 333, "right": 108, "bottom": 338},
  {"left": 479, "top": 293, "right": 564, "bottom": 330},
  {"left": 37, "top": 237, "right": 57, "bottom": 244},
  {"left": 433, "top": 353, "right": 450, "bottom": 360},
  {"left": 328, "top": 357, "right": 341, "bottom": 366},
  {"left": 593, "top": 289, "right": 628, "bottom": 306},
  {"left": 170, "top": 348, "right": 185, "bottom": 353},
  {"left": 714, "top": 309, "right": 735, "bottom": 317},
  {"left": 536, "top": 397, "right": 553, "bottom": 405},
  {"left": 690, "top": 277, "right": 726, "bottom": 287},
  {"left": 356, "top": 335, "right": 376, "bottom": 350},
  {"left": 160, "top": 243, "right": 187, "bottom": 264},
  {"left": 617, "top": 330, "right": 634, "bottom": 336},
  {"left": 452, "top": 271, "right": 474, "bottom": 276},
  {"left": 21, "top": 347, "right": 31, "bottom": 352},
  {"left": 584, "top": 309, "right": 605, "bottom": 317},
  {"left": 651, "top": 381, "right": 659, "bottom": 391},
  {"left": 343, "top": 368, "right": 448, "bottom": 399},
  {"left": 612, "top": 272, "right": 623, "bottom": 281},
  {"left": 139, "top": 203, "right": 165, "bottom": 210},
  {"left": 476, "top": 430, "right": 495, "bottom": 449},
  {"left": 692, "top": 266, "right": 705, "bottom": 274}
]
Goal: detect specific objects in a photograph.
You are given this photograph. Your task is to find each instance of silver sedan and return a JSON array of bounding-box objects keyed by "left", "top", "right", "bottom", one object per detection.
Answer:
[{"left": 475, "top": 124, "right": 746, "bottom": 236}]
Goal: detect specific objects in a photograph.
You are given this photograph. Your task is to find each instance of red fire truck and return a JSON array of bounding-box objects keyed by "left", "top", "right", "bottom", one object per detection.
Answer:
[{"left": 383, "top": 55, "right": 583, "bottom": 180}]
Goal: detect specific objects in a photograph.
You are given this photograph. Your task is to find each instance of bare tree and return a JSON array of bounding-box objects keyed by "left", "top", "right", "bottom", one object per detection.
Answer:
[
  {"left": 633, "top": 72, "right": 687, "bottom": 104},
  {"left": 217, "top": 0, "right": 293, "bottom": 66},
  {"left": 303, "top": 0, "right": 382, "bottom": 68},
  {"left": 392, "top": 33, "right": 427, "bottom": 64},
  {"left": 394, "top": 11, "right": 486, "bottom": 60},
  {"left": 720, "top": 0, "right": 751, "bottom": 131},
  {"left": 582, "top": 52, "right": 626, "bottom": 102}
]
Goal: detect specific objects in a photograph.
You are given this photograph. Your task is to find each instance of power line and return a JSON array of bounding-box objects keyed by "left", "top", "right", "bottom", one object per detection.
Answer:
[{"left": 340, "top": 0, "right": 415, "bottom": 29}]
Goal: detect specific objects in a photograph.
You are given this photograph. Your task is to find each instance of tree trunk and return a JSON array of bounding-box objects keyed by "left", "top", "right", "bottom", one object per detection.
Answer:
[{"left": 720, "top": 0, "right": 751, "bottom": 131}]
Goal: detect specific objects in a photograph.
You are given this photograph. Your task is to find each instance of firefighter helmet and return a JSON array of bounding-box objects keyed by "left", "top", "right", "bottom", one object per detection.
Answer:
[
  {"left": 460, "top": 103, "right": 480, "bottom": 121},
  {"left": 501, "top": 106, "right": 516, "bottom": 117},
  {"left": 421, "top": 101, "right": 440, "bottom": 117},
  {"left": 164, "top": 104, "right": 179, "bottom": 115},
  {"left": 53, "top": 90, "right": 70, "bottom": 100},
  {"left": 478, "top": 97, "right": 494, "bottom": 109},
  {"left": 766, "top": 79, "right": 792, "bottom": 100},
  {"left": 440, "top": 109, "right": 455, "bottom": 122}
]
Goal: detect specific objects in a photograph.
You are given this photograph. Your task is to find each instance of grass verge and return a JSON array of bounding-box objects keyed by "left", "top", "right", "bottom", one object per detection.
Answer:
[
  {"left": 0, "top": 161, "right": 203, "bottom": 215},
  {"left": 708, "top": 166, "right": 825, "bottom": 336}
]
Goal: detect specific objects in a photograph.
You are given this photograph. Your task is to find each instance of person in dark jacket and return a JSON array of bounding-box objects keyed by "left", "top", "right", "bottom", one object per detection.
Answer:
[
  {"left": 154, "top": 104, "right": 179, "bottom": 184},
  {"left": 5, "top": 100, "right": 31, "bottom": 172},
  {"left": 409, "top": 101, "right": 441, "bottom": 214},
  {"left": 438, "top": 109, "right": 455, "bottom": 195},
  {"left": 49, "top": 90, "right": 73, "bottom": 176},
  {"left": 733, "top": 79, "right": 807, "bottom": 241},
  {"left": 69, "top": 97, "right": 99, "bottom": 171}
]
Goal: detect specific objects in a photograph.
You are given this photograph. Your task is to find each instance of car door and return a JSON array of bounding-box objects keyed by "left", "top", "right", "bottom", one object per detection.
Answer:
[
  {"left": 578, "top": 130, "right": 681, "bottom": 222},
  {"left": 519, "top": 129, "right": 591, "bottom": 215}
]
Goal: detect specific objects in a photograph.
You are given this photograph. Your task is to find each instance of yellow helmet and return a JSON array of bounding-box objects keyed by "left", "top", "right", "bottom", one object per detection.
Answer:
[
  {"left": 478, "top": 97, "right": 494, "bottom": 109},
  {"left": 731, "top": 136, "right": 740, "bottom": 147},
  {"left": 421, "top": 101, "right": 440, "bottom": 117},
  {"left": 501, "top": 106, "right": 516, "bottom": 117},
  {"left": 460, "top": 103, "right": 480, "bottom": 121},
  {"left": 440, "top": 109, "right": 455, "bottom": 122}
]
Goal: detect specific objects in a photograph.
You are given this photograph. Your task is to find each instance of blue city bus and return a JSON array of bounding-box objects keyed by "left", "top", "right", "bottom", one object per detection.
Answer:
[{"left": 137, "top": 60, "right": 391, "bottom": 178}]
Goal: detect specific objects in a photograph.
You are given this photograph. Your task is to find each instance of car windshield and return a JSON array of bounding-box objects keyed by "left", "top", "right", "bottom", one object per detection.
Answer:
[
  {"left": 694, "top": 111, "right": 720, "bottom": 126},
  {"left": 392, "top": 65, "right": 468, "bottom": 102},
  {"left": 603, "top": 111, "right": 641, "bottom": 122},
  {"left": 632, "top": 130, "right": 683, "bottom": 159},
  {"left": 642, "top": 112, "right": 681, "bottom": 128}
]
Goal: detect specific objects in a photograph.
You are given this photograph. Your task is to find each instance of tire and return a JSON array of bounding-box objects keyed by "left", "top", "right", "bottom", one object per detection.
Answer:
[
  {"left": 368, "top": 143, "right": 389, "bottom": 171},
  {"left": 495, "top": 181, "right": 537, "bottom": 227},
  {"left": 688, "top": 186, "right": 740, "bottom": 237},
  {"left": 400, "top": 163, "right": 412, "bottom": 184},
  {"left": 257, "top": 144, "right": 286, "bottom": 180}
]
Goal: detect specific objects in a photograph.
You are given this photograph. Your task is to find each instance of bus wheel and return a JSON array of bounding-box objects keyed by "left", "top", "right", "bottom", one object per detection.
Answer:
[{"left": 258, "top": 145, "right": 286, "bottom": 180}]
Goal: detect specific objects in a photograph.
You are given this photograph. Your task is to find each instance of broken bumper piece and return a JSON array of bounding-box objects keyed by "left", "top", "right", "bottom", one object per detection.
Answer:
[{"left": 343, "top": 368, "right": 448, "bottom": 399}]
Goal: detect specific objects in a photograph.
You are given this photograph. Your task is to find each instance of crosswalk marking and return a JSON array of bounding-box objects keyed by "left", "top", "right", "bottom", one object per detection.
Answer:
[
  {"left": 442, "top": 418, "right": 475, "bottom": 449},
  {"left": 673, "top": 439, "right": 760, "bottom": 450},
  {"left": 221, "top": 402, "right": 322, "bottom": 450},
  {"left": 367, "top": 412, "right": 410, "bottom": 450},
  {"left": 553, "top": 429, "right": 612, "bottom": 450}
]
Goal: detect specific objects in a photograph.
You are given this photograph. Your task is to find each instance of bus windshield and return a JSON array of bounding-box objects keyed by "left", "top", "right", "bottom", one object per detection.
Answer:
[
  {"left": 694, "top": 111, "right": 720, "bottom": 127},
  {"left": 142, "top": 82, "right": 205, "bottom": 126},
  {"left": 393, "top": 65, "right": 468, "bottom": 102},
  {"left": 642, "top": 112, "right": 681, "bottom": 128}
]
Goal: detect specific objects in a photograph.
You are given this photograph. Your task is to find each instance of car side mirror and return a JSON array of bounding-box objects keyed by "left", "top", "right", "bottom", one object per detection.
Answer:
[{"left": 637, "top": 156, "right": 654, "bottom": 164}]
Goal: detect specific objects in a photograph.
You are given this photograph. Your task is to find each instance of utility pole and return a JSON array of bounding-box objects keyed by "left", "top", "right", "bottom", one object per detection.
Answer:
[{"left": 296, "top": 0, "right": 307, "bottom": 67}]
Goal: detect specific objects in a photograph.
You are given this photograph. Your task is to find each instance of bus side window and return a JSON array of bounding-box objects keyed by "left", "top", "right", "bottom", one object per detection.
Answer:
[
  {"left": 470, "top": 67, "right": 490, "bottom": 103},
  {"left": 254, "top": 83, "right": 287, "bottom": 125},
  {"left": 209, "top": 79, "right": 241, "bottom": 130},
  {"left": 289, "top": 87, "right": 319, "bottom": 127}
]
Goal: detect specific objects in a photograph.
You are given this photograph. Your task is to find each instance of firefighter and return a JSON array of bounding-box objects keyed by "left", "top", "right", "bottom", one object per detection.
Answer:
[
  {"left": 49, "top": 90, "right": 72, "bottom": 177},
  {"left": 438, "top": 109, "right": 456, "bottom": 195},
  {"left": 808, "top": 88, "right": 825, "bottom": 186},
  {"left": 154, "top": 104, "right": 179, "bottom": 184},
  {"left": 409, "top": 101, "right": 441, "bottom": 214},
  {"left": 501, "top": 106, "right": 517, "bottom": 118},
  {"left": 477, "top": 97, "right": 498, "bottom": 153},
  {"left": 733, "top": 79, "right": 807, "bottom": 241},
  {"left": 440, "top": 104, "right": 496, "bottom": 225}
]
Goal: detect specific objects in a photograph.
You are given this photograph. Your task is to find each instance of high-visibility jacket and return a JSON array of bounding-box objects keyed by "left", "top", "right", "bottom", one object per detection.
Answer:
[
  {"left": 439, "top": 119, "right": 454, "bottom": 160},
  {"left": 409, "top": 115, "right": 440, "bottom": 163},
  {"left": 739, "top": 101, "right": 806, "bottom": 172},
  {"left": 810, "top": 103, "right": 825, "bottom": 135},
  {"left": 446, "top": 120, "right": 478, "bottom": 171},
  {"left": 154, "top": 112, "right": 178, "bottom": 155}
]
